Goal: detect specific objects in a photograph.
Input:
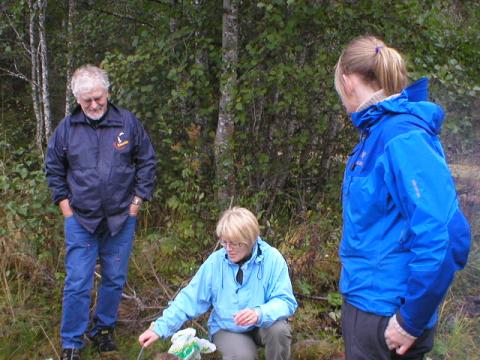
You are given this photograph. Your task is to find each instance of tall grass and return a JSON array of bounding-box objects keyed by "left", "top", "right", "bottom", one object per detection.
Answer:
[{"left": 1, "top": 142, "right": 479, "bottom": 359}]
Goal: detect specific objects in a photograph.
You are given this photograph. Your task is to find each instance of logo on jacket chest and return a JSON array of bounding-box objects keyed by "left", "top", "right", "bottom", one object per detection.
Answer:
[
  {"left": 113, "top": 131, "right": 129, "bottom": 150},
  {"left": 353, "top": 151, "right": 368, "bottom": 168}
]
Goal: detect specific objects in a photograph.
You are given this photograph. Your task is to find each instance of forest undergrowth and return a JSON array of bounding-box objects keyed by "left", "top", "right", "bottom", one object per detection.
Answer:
[{"left": 0, "top": 143, "right": 479, "bottom": 360}]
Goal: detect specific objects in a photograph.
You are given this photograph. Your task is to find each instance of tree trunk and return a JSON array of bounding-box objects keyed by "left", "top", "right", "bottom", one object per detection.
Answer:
[
  {"left": 169, "top": 0, "right": 189, "bottom": 122},
  {"left": 193, "top": 0, "right": 209, "bottom": 131},
  {"left": 192, "top": 0, "right": 212, "bottom": 177},
  {"left": 64, "top": 0, "right": 76, "bottom": 116},
  {"left": 28, "top": 0, "right": 43, "bottom": 151},
  {"left": 38, "top": 0, "right": 52, "bottom": 142},
  {"left": 214, "top": 0, "right": 238, "bottom": 209}
]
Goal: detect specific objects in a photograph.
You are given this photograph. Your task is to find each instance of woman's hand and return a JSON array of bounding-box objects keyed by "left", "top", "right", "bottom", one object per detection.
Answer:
[
  {"left": 384, "top": 315, "right": 417, "bottom": 355},
  {"left": 234, "top": 308, "right": 259, "bottom": 327},
  {"left": 138, "top": 329, "right": 160, "bottom": 348}
]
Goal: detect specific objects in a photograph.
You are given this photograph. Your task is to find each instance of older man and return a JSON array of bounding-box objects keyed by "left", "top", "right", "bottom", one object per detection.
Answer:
[{"left": 45, "top": 65, "right": 156, "bottom": 359}]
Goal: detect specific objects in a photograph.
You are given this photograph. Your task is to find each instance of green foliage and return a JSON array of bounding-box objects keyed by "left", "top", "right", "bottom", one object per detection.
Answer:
[
  {"left": 1, "top": 0, "right": 479, "bottom": 357},
  {"left": 0, "top": 142, "right": 62, "bottom": 264},
  {"left": 432, "top": 304, "right": 480, "bottom": 360},
  {"left": 279, "top": 209, "right": 341, "bottom": 293},
  {"left": 0, "top": 142, "right": 64, "bottom": 358}
]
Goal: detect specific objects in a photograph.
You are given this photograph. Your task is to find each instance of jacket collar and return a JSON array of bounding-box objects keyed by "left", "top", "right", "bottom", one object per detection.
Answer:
[
  {"left": 70, "top": 102, "right": 123, "bottom": 127},
  {"left": 350, "top": 78, "right": 430, "bottom": 131}
]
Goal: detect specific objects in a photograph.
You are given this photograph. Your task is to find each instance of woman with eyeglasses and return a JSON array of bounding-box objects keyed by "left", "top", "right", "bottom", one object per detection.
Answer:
[{"left": 139, "top": 207, "right": 298, "bottom": 359}]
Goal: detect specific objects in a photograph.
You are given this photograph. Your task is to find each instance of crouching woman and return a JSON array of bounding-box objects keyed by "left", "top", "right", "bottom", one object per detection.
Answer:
[{"left": 139, "top": 207, "right": 298, "bottom": 360}]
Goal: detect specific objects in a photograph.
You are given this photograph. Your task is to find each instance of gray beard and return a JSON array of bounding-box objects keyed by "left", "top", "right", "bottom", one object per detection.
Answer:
[{"left": 87, "top": 109, "right": 106, "bottom": 120}]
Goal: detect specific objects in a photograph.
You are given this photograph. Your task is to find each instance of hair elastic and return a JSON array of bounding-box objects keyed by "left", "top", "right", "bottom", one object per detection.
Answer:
[{"left": 375, "top": 46, "right": 383, "bottom": 54}]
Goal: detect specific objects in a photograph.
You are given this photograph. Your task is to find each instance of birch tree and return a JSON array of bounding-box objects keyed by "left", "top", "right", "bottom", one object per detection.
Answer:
[
  {"left": 214, "top": 0, "right": 238, "bottom": 209},
  {"left": 37, "top": 0, "right": 51, "bottom": 141},
  {"left": 64, "top": 0, "right": 76, "bottom": 116},
  {"left": 27, "top": 0, "right": 44, "bottom": 149}
]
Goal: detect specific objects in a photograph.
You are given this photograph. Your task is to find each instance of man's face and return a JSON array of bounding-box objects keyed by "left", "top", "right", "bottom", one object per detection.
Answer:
[{"left": 77, "top": 87, "right": 108, "bottom": 120}]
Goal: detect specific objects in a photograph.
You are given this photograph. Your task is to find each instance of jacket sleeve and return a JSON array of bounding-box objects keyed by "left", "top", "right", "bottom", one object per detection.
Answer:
[
  {"left": 152, "top": 258, "right": 213, "bottom": 338},
  {"left": 384, "top": 130, "right": 470, "bottom": 337},
  {"left": 256, "top": 249, "right": 298, "bottom": 327},
  {"left": 45, "top": 120, "right": 70, "bottom": 204},
  {"left": 132, "top": 115, "right": 156, "bottom": 201}
]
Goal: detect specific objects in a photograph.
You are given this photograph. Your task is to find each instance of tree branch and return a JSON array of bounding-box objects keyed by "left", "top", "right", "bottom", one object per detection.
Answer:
[
  {"left": 81, "top": 1, "right": 155, "bottom": 28},
  {"left": 2, "top": 10, "right": 32, "bottom": 57},
  {"left": 0, "top": 66, "right": 31, "bottom": 83}
]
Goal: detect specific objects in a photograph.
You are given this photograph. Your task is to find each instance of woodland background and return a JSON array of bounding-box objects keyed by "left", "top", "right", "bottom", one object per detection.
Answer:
[{"left": 1, "top": 1, "right": 479, "bottom": 359}]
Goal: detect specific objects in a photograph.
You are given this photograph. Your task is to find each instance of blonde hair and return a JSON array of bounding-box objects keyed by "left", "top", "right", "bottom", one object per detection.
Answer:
[
  {"left": 71, "top": 64, "right": 110, "bottom": 98},
  {"left": 216, "top": 207, "right": 260, "bottom": 246},
  {"left": 334, "top": 36, "right": 408, "bottom": 98}
]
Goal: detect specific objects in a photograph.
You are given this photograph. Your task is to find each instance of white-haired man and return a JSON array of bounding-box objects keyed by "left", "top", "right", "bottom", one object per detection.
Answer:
[{"left": 45, "top": 64, "right": 156, "bottom": 360}]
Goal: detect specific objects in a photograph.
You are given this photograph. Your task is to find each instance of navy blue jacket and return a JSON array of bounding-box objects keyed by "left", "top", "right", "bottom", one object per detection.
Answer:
[
  {"left": 45, "top": 103, "right": 156, "bottom": 236},
  {"left": 340, "top": 78, "right": 470, "bottom": 336}
]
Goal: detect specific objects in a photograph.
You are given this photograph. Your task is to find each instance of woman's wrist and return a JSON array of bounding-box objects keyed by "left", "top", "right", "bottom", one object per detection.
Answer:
[{"left": 391, "top": 315, "right": 417, "bottom": 340}]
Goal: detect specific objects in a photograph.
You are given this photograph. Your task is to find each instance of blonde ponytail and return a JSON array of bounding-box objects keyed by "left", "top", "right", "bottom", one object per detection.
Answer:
[{"left": 335, "top": 36, "right": 408, "bottom": 97}]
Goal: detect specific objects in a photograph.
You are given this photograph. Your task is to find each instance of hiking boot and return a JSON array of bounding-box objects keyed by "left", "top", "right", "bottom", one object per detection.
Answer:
[
  {"left": 89, "top": 327, "right": 118, "bottom": 354},
  {"left": 61, "top": 348, "right": 81, "bottom": 360}
]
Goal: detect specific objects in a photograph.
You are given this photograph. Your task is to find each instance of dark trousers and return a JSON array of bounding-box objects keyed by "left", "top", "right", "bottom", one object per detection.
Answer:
[
  {"left": 213, "top": 320, "right": 292, "bottom": 360},
  {"left": 341, "top": 301, "right": 435, "bottom": 360}
]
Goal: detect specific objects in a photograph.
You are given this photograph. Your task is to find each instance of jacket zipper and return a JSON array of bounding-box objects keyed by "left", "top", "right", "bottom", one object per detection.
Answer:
[{"left": 345, "top": 130, "right": 369, "bottom": 197}]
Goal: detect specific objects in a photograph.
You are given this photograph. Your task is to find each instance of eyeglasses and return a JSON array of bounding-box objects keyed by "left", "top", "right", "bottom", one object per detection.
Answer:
[{"left": 218, "top": 239, "right": 248, "bottom": 249}]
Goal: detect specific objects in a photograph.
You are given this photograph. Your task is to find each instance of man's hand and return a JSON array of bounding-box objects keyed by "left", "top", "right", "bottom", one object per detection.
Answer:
[
  {"left": 129, "top": 204, "right": 140, "bottom": 216},
  {"left": 138, "top": 329, "right": 160, "bottom": 348},
  {"left": 234, "top": 308, "right": 259, "bottom": 327},
  {"left": 59, "top": 199, "right": 73, "bottom": 217},
  {"left": 129, "top": 196, "right": 143, "bottom": 216},
  {"left": 384, "top": 315, "right": 417, "bottom": 355}
]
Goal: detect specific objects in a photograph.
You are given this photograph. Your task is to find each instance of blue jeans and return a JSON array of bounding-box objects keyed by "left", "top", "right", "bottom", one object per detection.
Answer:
[{"left": 61, "top": 215, "right": 136, "bottom": 349}]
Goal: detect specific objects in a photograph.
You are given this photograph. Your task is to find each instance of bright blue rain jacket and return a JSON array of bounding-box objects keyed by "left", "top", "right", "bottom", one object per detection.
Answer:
[
  {"left": 152, "top": 238, "right": 297, "bottom": 338},
  {"left": 340, "top": 78, "right": 470, "bottom": 337}
]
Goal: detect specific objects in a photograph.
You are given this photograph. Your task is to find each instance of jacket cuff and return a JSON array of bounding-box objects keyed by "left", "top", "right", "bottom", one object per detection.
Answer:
[
  {"left": 53, "top": 193, "right": 69, "bottom": 205},
  {"left": 254, "top": 306, "right": 263, "bottom": 325},
  {"left": 134, "top": 189, "right": 152, "bottom": 202},
  {"left": 152, "top": 320, "right": 166, "bottom": 339},
  {"left": 396, "top": 311, "right": 423, "bottom": 337}
]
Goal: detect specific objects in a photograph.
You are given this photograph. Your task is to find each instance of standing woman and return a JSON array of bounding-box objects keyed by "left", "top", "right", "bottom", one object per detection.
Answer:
[{"left": 334, "top": 36, "right": 470, "bottom": 359}]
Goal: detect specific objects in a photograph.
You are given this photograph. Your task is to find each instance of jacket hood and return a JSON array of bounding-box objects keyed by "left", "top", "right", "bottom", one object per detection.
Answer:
[{"left": 350, "top": 78, "right": 444, "bottom": 135}]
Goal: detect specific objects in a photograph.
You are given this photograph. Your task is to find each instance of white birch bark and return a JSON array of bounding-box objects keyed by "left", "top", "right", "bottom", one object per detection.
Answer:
[
  {"left": 37, "top": 0, "right": 52, "bottom": 141},
  {"left": 28, "top": 0, "right": 43, "bottom": 150}
]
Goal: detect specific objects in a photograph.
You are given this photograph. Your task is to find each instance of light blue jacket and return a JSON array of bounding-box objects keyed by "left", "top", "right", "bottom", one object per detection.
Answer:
[
  {"left": 152, "top": 237, "right": 297, "bottom": 338},
  {"left": 340, "top": 78, "right": 470, "bottom": 337}
]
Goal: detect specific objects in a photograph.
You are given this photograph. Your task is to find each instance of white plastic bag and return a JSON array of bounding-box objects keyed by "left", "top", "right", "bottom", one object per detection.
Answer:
[{"left": 168, "top": 328, "right": 216, "bottom": 359}]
